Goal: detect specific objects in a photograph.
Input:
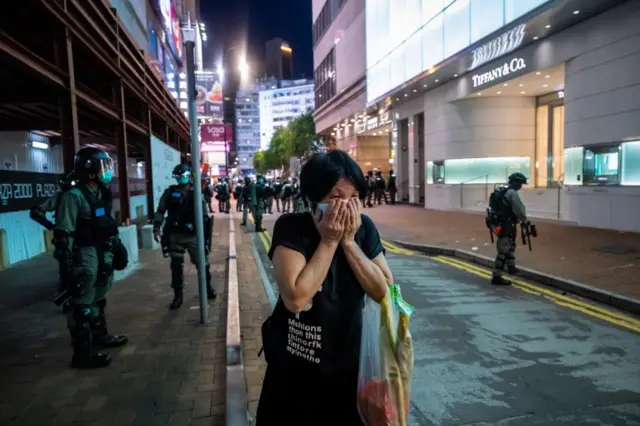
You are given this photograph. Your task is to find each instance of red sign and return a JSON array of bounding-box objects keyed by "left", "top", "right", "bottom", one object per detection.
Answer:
[
  {"left": 200, "top": 124, "right": 231, "bottom": 142},
  {"left": 171, "top": 5, "right": 182, "bottom": 59}
]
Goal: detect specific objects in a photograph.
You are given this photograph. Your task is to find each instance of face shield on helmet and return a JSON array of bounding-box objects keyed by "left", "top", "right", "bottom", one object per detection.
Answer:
[
  {"left": 172, "top": 165, "right": 191, "bottom": 185},
  {"left": 95, "top": 156, "right": 114, "bottom": 185}
]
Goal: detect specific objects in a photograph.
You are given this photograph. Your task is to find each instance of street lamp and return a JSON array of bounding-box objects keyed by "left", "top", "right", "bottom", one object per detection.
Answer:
[
  {"left": 239, "top": 59, "right": 249, "bottom": 78},
  {"left": 182, "top": 20, "right": 209, "bottom": 325}
]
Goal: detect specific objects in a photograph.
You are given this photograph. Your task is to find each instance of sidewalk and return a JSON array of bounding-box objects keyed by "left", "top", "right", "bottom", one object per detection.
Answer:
[
  {"left": 233, "top": 216, "right": 270, "bottom": 420},
  {"left": 0, "top": 220, "right": 230, "bottom": 426},
  {"left": 363, "top": 205, "right": 640, "bottom": 300}
]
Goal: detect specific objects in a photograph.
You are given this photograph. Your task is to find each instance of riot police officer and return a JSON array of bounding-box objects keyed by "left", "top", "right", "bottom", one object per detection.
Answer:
[
  {"left": 215, "top": 177, "right": 231, "bottom": 213},
  {"left": 254, "top": 175, "right": 267, "bottom": 232},
  {"left": 273, "top": 178, "right": 283, "bottom": 212},
  {"left": 489, "top": 172, "right": 529, "bottom": 286},
  {"left": 54, "top": 147, "right": 128, "bottom": 369},
  {"left": 241, "top": 176, "right": 254, "bottom": 226},
  {"left": 233, "top": 179, "right": 244, "bottom": 212},
  {"left": 375, "top": 170, "right": 388, "bottom": 204},
  {"left": 387, "top": 169, "right": 397, "bottom": 204},
  {"left": 153, "top": 164, "right": 216, "bottom": 309},
  {"left": 264, "top": 179, "right": 275, "bottom": 214},
  {"left": 365, "top": 170, "right": 375, "bottom": 207}
]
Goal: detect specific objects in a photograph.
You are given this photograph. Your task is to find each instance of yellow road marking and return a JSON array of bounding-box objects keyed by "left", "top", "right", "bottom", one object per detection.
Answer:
[
  {"left": 431, "top": 255, "right": 640, "bottom": 332},
  {"left": 435, "top": 256, "right": 640, "bottom": 327},
  {"left": 249, "top": 224, "right": 639, "bottom": 332},
  {"left": 257, "top": 231, "right": 271, "bottom": 253}
]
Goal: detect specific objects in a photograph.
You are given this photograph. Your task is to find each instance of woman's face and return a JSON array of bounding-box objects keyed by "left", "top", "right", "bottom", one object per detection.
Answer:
[{"left": 321, "top": 178, "right": 359, "bottom": 203}]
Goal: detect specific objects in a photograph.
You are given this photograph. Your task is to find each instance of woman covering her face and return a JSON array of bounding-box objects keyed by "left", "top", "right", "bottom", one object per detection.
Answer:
[{"left": 256, "top": 150, "right": 393, "bottom": 426}]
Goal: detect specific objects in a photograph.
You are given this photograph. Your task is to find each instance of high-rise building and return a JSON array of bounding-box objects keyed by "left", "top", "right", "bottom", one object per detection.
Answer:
[
  {"left": 235, "top": 78, "right": 280, "bottom": 173},
  {"left": 259, "top": 79, "right": 315, "bottom": 151},
  {"left": 266, "top": 37, "right": 294, "bottom": 83}
]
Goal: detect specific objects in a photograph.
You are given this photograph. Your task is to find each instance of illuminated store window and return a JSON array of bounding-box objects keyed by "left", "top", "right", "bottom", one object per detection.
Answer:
[
  {"left": 583, "top": 145, "right": 621, "bottom": 186},
  {"left": 433, "top": 161, "right": 445, "bottom": 183},
  {"left": 426, "top": 161, "right": 433, "bottom": 184},
  {"left": 621, "top": 141, "right": 640, "bottom": 186},
  {"left": 563, "top": 148, "right": 583, "bottom": 185},
  {"left": 443, "top": 157, "right": 531, "bottom": 184}
]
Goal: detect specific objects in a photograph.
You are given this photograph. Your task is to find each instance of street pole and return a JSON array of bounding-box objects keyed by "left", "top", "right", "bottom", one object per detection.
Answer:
[{"left": 184, "top": 24, "right": 208, "bottom": 324}]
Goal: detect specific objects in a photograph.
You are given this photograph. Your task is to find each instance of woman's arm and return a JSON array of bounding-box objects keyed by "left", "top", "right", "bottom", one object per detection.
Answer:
[
  {"left": 272, "top": 242, "right": 339, "bottom": 313},
  {"left": 342, "top": 242, "right": 392, "bottom": 302}
]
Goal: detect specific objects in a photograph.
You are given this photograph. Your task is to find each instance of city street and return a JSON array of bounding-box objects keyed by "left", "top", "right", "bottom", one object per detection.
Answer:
[{"left": 250, "top": 212, "right": 640, "bottom": 426}]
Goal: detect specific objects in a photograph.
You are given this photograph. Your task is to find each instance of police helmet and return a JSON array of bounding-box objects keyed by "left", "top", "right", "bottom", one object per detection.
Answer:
[
  {"left": 508, "top": 172, "right": 528, "bottom": 185},
  {"left": 172, "top": 164, "right": 192, "bottom": 185},
  {"left": 73, "top": 147, "right": 114, "bottom": 184}
]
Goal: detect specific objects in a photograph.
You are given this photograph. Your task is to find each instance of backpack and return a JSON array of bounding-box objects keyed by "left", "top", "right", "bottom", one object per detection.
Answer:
[{"left": 486, "top": 185, "right": 512, "bottom": 236}]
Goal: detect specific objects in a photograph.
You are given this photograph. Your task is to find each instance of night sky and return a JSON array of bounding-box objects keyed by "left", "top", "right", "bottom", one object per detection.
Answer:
[{"left": 200, "top": 0, "right": 313, "bottom": 80}]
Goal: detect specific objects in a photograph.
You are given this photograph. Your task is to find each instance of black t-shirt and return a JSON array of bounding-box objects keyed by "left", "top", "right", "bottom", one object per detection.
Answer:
[{"left": 266, "top": 212, "right": 384, "bottom": 377}]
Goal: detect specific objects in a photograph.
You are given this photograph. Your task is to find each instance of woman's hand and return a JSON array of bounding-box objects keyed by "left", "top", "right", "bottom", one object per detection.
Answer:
[
  {"left": 341, "top": 198, "right": 362, "bottom": 246},
  {"left": 314, "top": 199, "right": 347, "bottom": 245}
]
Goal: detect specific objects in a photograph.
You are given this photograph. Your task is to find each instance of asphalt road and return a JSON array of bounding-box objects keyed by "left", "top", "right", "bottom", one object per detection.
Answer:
[{"left": 248, "top": 226, "right": 640, "bottom": 426}]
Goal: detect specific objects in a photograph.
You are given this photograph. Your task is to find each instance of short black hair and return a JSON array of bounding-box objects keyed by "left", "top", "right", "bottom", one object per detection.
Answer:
[{"left": 300, "top": 150, "right": 367, "bottom": 202}]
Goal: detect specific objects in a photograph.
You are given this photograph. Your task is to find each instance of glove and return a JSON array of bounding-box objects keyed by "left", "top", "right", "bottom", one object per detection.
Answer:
[{"left": 153, "top": 229, "right": 161, "bottom": 243}]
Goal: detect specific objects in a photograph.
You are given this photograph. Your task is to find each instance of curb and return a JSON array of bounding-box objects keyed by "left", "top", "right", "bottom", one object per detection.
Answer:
[
  {"left": 394, "top": 240, "right": 640, "bottom": 316},
  {"left": 225, "top": 216, "right": 250, "bottom": 426}
]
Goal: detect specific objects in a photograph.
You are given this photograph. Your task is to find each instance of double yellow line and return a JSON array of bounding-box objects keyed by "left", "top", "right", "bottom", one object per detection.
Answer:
[
  {"left": 244, "top": 213, "right": 640, "bottom": 334},
  {"left": 431, "top": 255, "right": 640, "bottom": 334}
]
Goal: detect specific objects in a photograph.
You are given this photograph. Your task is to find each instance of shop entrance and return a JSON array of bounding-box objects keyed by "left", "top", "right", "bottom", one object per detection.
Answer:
[{"left": 536, "top": 91, "right": 565, "bottom": 188}]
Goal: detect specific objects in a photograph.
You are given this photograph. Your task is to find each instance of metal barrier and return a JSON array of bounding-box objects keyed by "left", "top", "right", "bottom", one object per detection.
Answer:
[{"left": 459, "top": 174, "right": 489, "bottom": 209}]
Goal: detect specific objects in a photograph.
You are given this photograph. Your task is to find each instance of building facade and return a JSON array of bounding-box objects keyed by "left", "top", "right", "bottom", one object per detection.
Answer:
[
  {"left": 312, "top": 0, "right": 392, "bottom": 174},
  {"left": 235, "top": 78, "right": 280, "bottom": 173},
  {"left": 266, "top": 38, "right": 294, "bottom": 83},
  {"left": 259, "top": 80, "right": 315, "bottom": 151},
  {"left": 368, "top": 0, "right": 639, "bottom": 232}
]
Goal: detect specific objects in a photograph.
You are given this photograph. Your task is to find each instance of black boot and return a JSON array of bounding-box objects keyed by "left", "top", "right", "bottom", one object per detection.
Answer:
[
  {"left": 170, "top": 257, "right": 184, "bottom": 310},
  {"left": 91, "top": 300, "right": 128, "bottom": 348},
  {"left": 491, "top": 276, "right": 512, "bottom": 286},
  {"left": 508, "top": 265, "right": 519, "bottom": 275},
  {"left": 68, "top": 306, "right": 111, "bottom": 369},
  {"left": 170, "top": 287, "right": 183, "bottom": 309}
]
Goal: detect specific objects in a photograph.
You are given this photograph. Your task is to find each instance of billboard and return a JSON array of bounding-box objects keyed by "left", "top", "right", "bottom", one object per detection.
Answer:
[
  {"left": 365, "top": 0, "right": 551, "bottom": 103},
  {"left": 195, "top": 71, "right": 224, "bottom": 121},
  {"left": 200, "top": 124, "right": 231, "bottom": 143}
]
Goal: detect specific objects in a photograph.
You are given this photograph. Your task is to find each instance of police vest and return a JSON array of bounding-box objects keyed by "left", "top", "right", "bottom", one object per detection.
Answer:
[
  {"left": 166, "top": 185, "right": 197, "bottom": 232},
  {"left": 75, "top": 185, "right": 118, "bottom": 246}
]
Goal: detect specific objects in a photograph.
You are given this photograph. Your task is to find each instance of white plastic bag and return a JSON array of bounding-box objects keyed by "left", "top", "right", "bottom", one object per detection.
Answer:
[{"left": 357, "top": 284, "right": 414, "bottom": 426}]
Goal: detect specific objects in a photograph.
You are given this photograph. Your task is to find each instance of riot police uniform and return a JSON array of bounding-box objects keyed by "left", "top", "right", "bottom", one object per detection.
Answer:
[
  {"left": 273, "top": 179, "right": 283, "bottom": 212},
  {"left": 254, "top": 175, "right": 266, "bottom": 232},
  {"left": 54, "top": 147, "right": 128, "bottom": 369},
  {"left": 241, "top": 176, "right": 254, "bottom": 226},
  {"left": 365, "top": 171, "right": 375, "bottom": 207},
  {"left": 489, "top": 172, "right": 529, "bottom": 286},
  {"left": 153, "top": 164, "right": 216, "bottom": 309},
  {"left": 387, "top": 169, "right": 397, "bottom": 204},
  {"left": 233, "top": 181, "right": 244, "bottom": 212},
  {"left": 375, "top": 170, "right": 388, "bottom": 204},
  {"left": 264, "top": 179, "right": 275, "bottom": 214},
  {"left": 215, "top": 178, "right": 231, "bottom": 214}
]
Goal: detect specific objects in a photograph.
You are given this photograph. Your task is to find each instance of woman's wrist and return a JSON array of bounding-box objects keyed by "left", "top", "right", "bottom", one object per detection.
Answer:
[{"left": 319, "top": 238, "right": 341, "bottom": 249}]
